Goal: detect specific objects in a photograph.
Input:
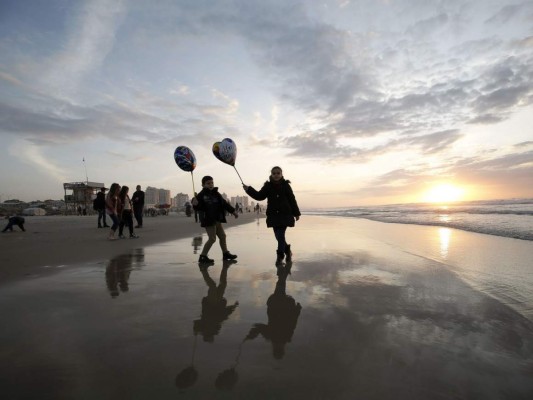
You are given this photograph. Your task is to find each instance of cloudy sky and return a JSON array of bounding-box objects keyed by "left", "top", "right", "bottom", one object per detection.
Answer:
[{"left": 1, "top": 0, "right": 532, "bottom": 208}]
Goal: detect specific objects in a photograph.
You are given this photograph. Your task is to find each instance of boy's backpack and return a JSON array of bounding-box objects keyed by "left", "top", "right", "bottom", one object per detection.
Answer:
[{"left": 93, "top": 198, "right": 98, "bottom": 211}]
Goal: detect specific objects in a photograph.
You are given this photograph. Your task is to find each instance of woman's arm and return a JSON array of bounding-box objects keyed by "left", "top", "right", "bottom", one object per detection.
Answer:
[{"left": 245, "top": 183, "right": 269, "bottom": 201}]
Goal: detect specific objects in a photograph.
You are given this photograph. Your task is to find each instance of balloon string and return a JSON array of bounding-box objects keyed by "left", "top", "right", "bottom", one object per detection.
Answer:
[
  {"left": 191, "top": 171, "right": 196, "bottom": 195},
  {"left": 233, "top": 166, "right": 244, "bottom": 184}
]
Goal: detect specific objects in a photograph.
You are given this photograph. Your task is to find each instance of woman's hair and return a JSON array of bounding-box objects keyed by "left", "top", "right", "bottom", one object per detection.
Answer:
[
  {"left": 107, "top": 183, "right": 120, "bottom": 198},
  {"left": 271, "top": 166, "right": 282, "bottom": 174},
  {"left": 118, "top": 185, "right": 129, "bottom": 201}
]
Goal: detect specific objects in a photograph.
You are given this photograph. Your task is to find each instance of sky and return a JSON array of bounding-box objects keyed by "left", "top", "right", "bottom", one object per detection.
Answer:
[{"left": 1, "top": 0, "right": 532, "bottom": 208}]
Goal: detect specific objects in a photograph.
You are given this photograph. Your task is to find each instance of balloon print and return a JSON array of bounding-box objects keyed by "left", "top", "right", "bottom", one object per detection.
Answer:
[{"left": 174, "top": 146, "right": 197, "bottom": 172}]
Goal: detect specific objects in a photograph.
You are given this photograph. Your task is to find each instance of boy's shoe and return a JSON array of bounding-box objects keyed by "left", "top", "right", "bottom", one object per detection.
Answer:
[
  {"left": 118, "top": 234, "right": 126, "bottom": 239},
  {"left": 130, "top": 234, "right": 139, "bottom": 239},
  {"left": 222, "top": 251, "right": 238, "bottom": 260},
  {"left": 198, "top": 255, "right": 214, "bottom": 263}
]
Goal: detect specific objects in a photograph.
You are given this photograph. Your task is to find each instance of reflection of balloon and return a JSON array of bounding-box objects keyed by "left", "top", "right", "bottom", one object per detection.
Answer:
[
  {"left": 174, "top": 146, "right": 197, "bottom": 172},
  {"left": 175, "top": 366, "right": 198, "bottom": 389},
  {"left": 212, "top": 138, "right": 237, "bottom": 166},
  {"left": 215, "top": 368, "right": 238, "bottom": 390}
]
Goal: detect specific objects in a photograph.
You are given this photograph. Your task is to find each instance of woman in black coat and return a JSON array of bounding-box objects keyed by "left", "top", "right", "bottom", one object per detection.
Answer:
[{"left": 243, "top": 166, "right": 301, "bottom": 264}]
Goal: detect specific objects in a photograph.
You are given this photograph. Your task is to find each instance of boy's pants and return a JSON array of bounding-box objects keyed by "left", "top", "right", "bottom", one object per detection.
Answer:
[{"left": 201, "top": 222, "right": 228, "bottom": 256}]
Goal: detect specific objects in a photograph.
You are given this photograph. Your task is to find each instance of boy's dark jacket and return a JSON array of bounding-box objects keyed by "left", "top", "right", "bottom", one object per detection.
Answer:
[
  {"left": 193, "top": 187, "right": 235, "bottom": 228},
  {"left": 245, "top": 178, "right": 300, "bottom": 228}
]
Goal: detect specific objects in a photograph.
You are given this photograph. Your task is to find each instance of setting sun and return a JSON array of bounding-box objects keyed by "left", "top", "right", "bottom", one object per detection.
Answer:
[{"left": 423, "top": 184, "right": 465, "bottom": 203}]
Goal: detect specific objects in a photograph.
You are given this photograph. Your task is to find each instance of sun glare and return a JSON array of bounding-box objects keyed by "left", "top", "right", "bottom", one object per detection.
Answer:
[{"left": 423, "top": 184, "right": 465, "bottom": 203}]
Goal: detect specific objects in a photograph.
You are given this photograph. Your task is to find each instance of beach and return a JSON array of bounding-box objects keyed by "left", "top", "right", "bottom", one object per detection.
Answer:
[
  {"left": 0, "top": 212, "right": 260, "bottom": 283},
  {"left": 1, "top": 215, "right": 532, "bottom": 399}
]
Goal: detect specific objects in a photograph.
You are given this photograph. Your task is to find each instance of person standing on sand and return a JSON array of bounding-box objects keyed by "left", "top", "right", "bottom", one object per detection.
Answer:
[
  {"left": 191, "top": 176, "right": 239, "bottom": 264},
  {"left": 117, "top": 186, "right": 139, "bottom": 239},
  {"left": 243, "top": 166, "right": 301, "bottom": 265},
  {"left": 105, "top": 183, "right": 121, "bottom": 240},
  {"left": 2, "top": 215, "right": 26, "bottom": 232},
  {"left": 131, "top": 185, "right": 145, "bottom": 228},
  {"left": 95, "top": 187, "right": 109, "bottom": 228}
]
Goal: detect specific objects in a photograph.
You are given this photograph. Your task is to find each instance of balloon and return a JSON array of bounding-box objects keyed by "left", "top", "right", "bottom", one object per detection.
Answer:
[
  {"left": 174, "top": 146, "right": 197, "bottom": 172},
  {"left": 212, "top": 138, "right": 237, "bottom": 166}
]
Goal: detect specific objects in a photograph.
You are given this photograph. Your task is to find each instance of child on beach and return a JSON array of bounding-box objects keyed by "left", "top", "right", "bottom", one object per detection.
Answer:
[
  {"left": 243, "top": 166, "right": 301, "bottom": 265},
  {"left": 105, "top": 183, "right": 121, "bottom": 240},
  {"left": 2, "top": 215, "right": 26, "bottom": 232},
  {"left": 192, "top": 176, "right": 239, "bottom": 264},
  {"left": 117, "top": 186, "right": 139, "bottom": 239}
]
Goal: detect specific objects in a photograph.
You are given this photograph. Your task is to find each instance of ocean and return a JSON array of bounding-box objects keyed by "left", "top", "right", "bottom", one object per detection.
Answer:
[{"left": 305, "top": 198, "right": 533, "bottom": 241}]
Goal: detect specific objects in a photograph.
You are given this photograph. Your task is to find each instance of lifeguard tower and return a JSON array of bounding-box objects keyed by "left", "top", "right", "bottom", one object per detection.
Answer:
[{"left": 63, "top": 181, "right": 106, "bottom": 215}]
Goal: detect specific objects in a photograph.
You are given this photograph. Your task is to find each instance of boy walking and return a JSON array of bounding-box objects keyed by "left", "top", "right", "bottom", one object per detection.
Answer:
[{"left": 192, "top": 176, "right": 238, "bottom": 264}]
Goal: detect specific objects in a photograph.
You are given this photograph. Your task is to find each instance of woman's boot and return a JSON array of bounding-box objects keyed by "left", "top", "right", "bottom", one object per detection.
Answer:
[
  {"left": 276, "top": 250, "right": 285, "bottom": 265},
  {"left": 284, "top": 244, "right": 292, "bottom": 262}
]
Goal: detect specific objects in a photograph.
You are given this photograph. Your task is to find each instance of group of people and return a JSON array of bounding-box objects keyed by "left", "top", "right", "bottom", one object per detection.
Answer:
[
  {"left": 192, "top": 166, "right": 301, "bottom": 265},
  {"left": 97, "top": 184, "right": 145, "bottom": 240}
]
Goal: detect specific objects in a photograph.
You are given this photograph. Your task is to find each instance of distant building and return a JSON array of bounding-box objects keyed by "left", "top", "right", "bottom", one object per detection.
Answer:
[
  {"left": 159, "top": 188, "right": 171, "bottom": 205},
  {"left": 173, "top": 193, "right": 190, "bottom": 209},
  {"left": 145, "top": 186, "right": 159, "bottom": 207},
  {"left": 230, "top": 195, "right": 249, "bottom": 208},
  {"left": 145, "top": 186, "right": 172, "bottom": 207}
]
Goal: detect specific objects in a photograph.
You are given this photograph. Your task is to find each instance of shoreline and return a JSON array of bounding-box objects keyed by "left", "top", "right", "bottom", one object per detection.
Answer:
[{"left": 0, "top": 212, "right": 263, "bottom": 284}]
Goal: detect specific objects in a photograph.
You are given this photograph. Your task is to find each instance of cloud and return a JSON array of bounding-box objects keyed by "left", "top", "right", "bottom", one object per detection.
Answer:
[
  {"left": 8, "top": 139, "right": 66, "bottom": 182},
  {"left": 40, "top": 0, "right": 127, "bottom": 98}
]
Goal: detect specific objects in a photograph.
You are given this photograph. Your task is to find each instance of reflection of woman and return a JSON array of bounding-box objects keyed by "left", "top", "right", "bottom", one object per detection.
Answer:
[
  {"left": 105, "top": 250, "right": 144, "bottom": 298},
  {"left": 245, "top": 264, "right": 302, "bottom": 359},
  {"left": 194, "top": 261, "right": 239, "bottom": 342}
]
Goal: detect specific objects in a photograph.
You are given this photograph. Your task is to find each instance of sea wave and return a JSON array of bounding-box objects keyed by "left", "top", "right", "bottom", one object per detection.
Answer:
[{"left": 305, "top": 199, "right": 533, "bottom": 241}]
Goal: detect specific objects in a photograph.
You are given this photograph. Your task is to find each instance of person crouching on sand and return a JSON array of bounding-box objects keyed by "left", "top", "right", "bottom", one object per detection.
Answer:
[
  {"left": 243, "top": 166, "right": 301, "bottom": 265},
  {"left": 2, "top": 215, "right": 26, "bottom": 233},
  {"left": 105, "top": 183, "right": 121, "bottom": 240},
  {"left": 191, "top": 176, "right": 238, "bottom": 264}
]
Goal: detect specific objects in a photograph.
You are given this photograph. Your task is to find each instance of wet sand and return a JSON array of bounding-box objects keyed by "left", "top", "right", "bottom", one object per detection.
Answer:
[
  {"left": 0, "top": 212, "right": 260, "bottom": 283},
  {"left": 1, "top": 216, "right": 532, "bottom": 399}
]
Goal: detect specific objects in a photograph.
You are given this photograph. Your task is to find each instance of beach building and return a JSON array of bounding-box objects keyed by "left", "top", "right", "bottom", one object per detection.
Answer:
[
  {"left": 173, "top": 193, "right": 190, "bottom": 210},
  {"left": 231, "top": 195, "right": 249, "bottom": 209},
  {"left": 63, "top": 181, "right": 106, "bottom": 215},
  {"left": 145, "top": 186, "right": 159, "bottom": 208}
]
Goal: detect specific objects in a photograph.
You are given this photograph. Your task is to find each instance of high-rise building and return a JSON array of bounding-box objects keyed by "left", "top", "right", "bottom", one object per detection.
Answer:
[
  {"left": 173, "top": 193, "right": 190, "bottom": 208},
  {"left": 145, "top": 186, "right": 159, "bottom": 206},
  {"left": 159, "top": 188, "right": 171, "bottom": 205},
  {"left": 230, "top": 195, "right": 249, "bottom": 208}
]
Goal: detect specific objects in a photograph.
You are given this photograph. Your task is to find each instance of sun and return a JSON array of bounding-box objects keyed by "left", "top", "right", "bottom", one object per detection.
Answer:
[{"left": 423, "top": 184, "right": 465, "bottom": 203}]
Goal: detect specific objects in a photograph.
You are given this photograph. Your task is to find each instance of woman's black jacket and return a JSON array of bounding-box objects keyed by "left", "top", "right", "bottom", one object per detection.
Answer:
[
  {"left": 245, "top": 178, "right": 300, "bottom": 228},
  {"left": 193, "top": 187, "right": 235, "bottom": 228}
]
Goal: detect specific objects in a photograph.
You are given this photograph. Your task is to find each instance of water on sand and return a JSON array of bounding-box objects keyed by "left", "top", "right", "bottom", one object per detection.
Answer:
[{"left": 1, "top": 216, "right": 532, "bottom": 399}]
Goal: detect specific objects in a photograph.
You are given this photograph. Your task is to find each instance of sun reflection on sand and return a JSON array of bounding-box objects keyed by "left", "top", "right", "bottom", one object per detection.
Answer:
[{"left": 438, "top": 227, "right": 451, "bottom": 259}]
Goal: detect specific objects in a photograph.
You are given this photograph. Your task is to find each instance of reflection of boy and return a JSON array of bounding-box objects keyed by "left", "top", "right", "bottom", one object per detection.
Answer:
[
  {"left": 2, "top": 216, "right": 26, "bottom": 232},
  {"left": 194, "top": 264, "right": 238, "bottom": 342},
  {"left": 191, "top": 176, "right": 238, "bottom": 263}
]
